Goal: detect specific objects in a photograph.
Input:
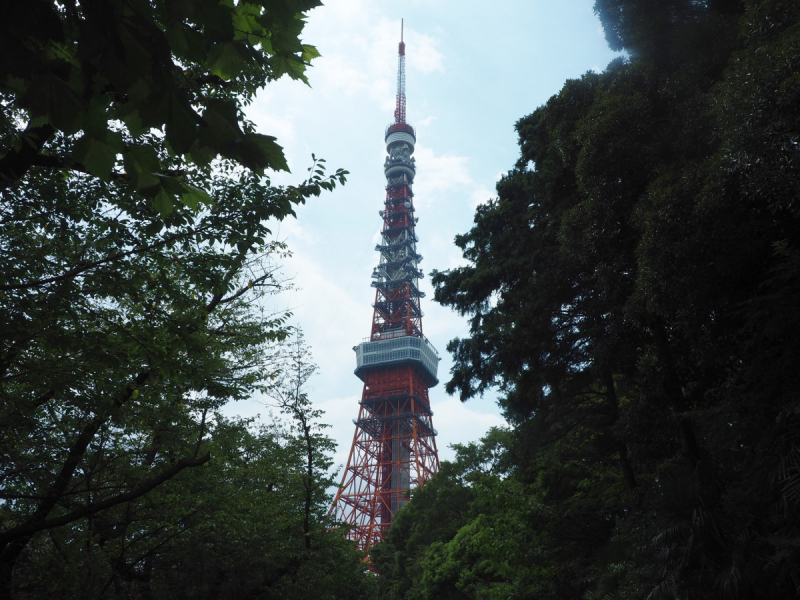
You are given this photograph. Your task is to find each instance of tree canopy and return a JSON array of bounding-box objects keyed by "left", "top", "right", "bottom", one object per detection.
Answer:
[
  {"left": 376, "top": 0, "right": 800, "bottom": 598},
  {"left": 0, "top": 1, "right": 371, "bottom": 597},
  {"left": 0, "top": 0, "right": 322, "bottom": 205}
]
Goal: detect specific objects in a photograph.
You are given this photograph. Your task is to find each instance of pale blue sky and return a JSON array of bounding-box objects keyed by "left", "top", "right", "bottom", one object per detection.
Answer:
[{"left": 229, "top": 1, "right": 620, "bottom": 471}]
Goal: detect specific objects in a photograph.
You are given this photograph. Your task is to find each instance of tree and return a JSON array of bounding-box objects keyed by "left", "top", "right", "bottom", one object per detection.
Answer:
[
  {"left": 0, "top": 153, "right": 342, "bottom": 594},
  {"left": 374, "top": 429, "right": 575, "bottom": 600},
  {"left": 261, "top": 330, "right": 378, "bottom": 599},
  {"left": 417, "top": 1, "right": 800, "bottom": 598},
  {"left": 0, "top": 0, "right": 322, "bottom": 203},
  {"left": 0, "top": 0, "right": 352, "bottom": 596},
  {"left": 8, "top": 411, "right": 375, "bottom": 600}
]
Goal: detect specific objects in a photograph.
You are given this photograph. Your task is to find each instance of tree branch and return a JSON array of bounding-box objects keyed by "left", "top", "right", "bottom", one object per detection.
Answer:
[
  {"left": 0, "top": 371, "right": 151, "bottom": 569},
  {"left": 216, "top": 273, "right": 272, "bottom": 306},
  {"left": 194, "top": 409, "right": 208, "bottom": 458},
  {"left": 0, "top": 235, "right": 186, "bottom": 291},
  {"left": 0, "top": 454, "right": 209, "bottom": 544},
  {"left": 27, "top": 153, "right": 186, "bottom": 180},
  {"left": 0, "top": 124, "right": 55, "bottom": 190}
]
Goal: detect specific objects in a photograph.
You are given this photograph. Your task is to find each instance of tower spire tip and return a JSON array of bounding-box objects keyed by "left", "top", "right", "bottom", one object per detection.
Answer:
[{"left": 395, "top": 19, "right": 406, "bottom": 123}]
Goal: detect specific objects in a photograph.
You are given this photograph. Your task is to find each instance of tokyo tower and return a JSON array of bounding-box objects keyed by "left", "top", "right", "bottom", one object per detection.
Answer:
[{"left": 330, "top": 21, "right": 440, "bottom": 553}]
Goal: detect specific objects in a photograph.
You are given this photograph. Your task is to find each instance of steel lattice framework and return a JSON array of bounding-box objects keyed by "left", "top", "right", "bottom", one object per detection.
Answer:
[{"left": 330, "top": 23, "right": 440, "bottom": 553}]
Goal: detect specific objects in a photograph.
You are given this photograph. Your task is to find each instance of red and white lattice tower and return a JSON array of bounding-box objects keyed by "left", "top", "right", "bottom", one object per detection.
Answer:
[{"left": 330, "top": 22, "right": 440, "bottom": 553}]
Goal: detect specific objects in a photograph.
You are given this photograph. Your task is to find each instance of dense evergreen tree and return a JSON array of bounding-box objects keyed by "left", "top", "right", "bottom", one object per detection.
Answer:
[{"left": 376, "top": 1, "right": 800, "bottom": 598}]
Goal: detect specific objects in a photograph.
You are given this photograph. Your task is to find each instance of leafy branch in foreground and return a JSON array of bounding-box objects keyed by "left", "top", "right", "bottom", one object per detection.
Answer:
[{"left": 1, "top": 0, "right": 324, "bottom": 208}]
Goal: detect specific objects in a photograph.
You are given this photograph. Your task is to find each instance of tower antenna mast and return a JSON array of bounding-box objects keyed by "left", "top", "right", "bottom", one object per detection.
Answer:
[{"left": 395, "top": 19, "right": 406, "bottom": 124}]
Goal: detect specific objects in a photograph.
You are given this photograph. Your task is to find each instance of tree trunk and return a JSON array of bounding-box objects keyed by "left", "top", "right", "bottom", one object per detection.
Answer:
[
  {"left": 602, "top": 365, "right": 638, "bottom": 490},
  {"left": 651, "top": 321, "right": 701, "bottom": 467}
]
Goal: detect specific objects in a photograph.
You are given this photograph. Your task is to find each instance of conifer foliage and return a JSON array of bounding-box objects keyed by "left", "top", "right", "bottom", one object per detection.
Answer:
[{"left": 376, "top": 1, "right": 800, "bottom": 598}]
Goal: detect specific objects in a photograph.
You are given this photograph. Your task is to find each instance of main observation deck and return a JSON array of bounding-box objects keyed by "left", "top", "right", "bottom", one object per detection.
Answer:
[{"left": 354, "top": 333, "right": 440, "bottom": 387}]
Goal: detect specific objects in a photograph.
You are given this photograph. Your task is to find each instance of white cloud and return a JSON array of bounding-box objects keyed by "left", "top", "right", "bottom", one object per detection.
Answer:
[
  {"left": 280, "top": 248, "right": 367, "bottom": 360},
  {"left": 276, "top": 218, "right": 320, "bottom": 247},
  {"left": 412, "top": 144, "right": 471, "bottom": 207},
  {"left": 406, "top": 30, "right": 445, "bottom": 75},
  {"left": 470, "top": 185, "right": 495, "bottom": 208},
  {"left": 234, "top": 0, "right": 515, "bottom": 477},
  {"left": 314, "top": 393, "right": 362, "bottom": 472},
  {"left": 432, "top": 396, "right": 506, "bottom": 462},
  {"left": 293, "top": 2, "right": 443, "bottom": 117}
]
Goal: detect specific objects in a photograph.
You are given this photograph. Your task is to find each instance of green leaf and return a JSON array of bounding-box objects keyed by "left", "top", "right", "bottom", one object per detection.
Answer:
[
  {"left": 208, "top": 42, "right": 245, "bottom": 80},
  {"left": 80, "top": 138, "right": 117, "bottom": 181},
  {"left": 186, "top": 141, "right": 216, "bottom": 167},
  {"left": 165, "top": 95, "right": 199, "bottom": 155},
  {"left": 133, "top": 172, "right": 160, "bottom": 192},
  {"left": 44, "top": 40, "right": 79, "bottom": 66},
  {"left": 271, "top": 56, "right": 309, "bottom": 84},
  {"left": 180, "top": 185, "right": 213, "bottom": 209},
  {"left": 153, "top": 189, "right": 174, "bottom": 216},
  {"left": 124, "top": 145, "right": 161, "bottom": 174},
  {"left": 23, "top": 72, "right": 84, "bottom": 133},
  {"left": 119, "top": 109, "right": 146, "bottom": 137},
  {"left": 243, "top": 133, "right": 289, "bottom": 173},
  {"left": 164, "top": 23, "right": 189, "bottom": 57},
  {"left": 232, "top": 6, "right": 264, "bottom": 43},
  {"left": 301, "top": 44, "right": 321, "bottom": 62},
  {"left": 201, "top": 99, "right": 242, "bottom": 145},
  {"left": 83, "top": 96, "right": 111, "bottom": 138}
]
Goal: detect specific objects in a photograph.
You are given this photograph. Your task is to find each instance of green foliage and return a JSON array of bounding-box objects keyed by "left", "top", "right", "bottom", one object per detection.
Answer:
[
  {"left": 10, "top": 414, "right": 374, "bottom": 599},
  {"left": 375, "top": 430, "right": 585, "bottom": 600},
  {"left": 379, "top": 1, "right": 800, "bottom": 598},
  {"left": 0, "top": 152, "right": 358, "bottom": 593},
  {"left": 0, "top": 0, "right": 368, "bottom": 596},
  {"left": 0, "top": 0, "right": 325, "bottom": 205}
]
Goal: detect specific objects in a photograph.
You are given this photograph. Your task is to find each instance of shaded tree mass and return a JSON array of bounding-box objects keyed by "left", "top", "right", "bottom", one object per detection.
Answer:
[{"left": 375, "top": 1, "right": 800, "bottom": 599}]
